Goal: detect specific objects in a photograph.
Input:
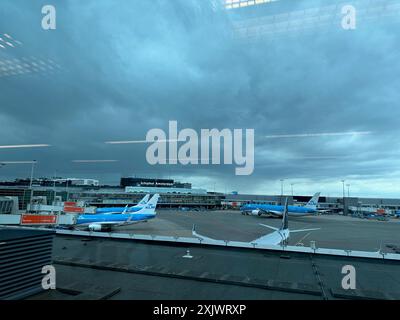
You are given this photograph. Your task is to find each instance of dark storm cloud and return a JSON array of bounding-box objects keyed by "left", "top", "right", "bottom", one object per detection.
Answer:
[{"left": 0, "top": 0, "right": 400, "bottom": 196}]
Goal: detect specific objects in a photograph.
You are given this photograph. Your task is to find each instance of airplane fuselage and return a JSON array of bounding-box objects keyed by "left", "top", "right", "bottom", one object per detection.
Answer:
[
  {"left": 76, "top": 212, "right": 156, "bottom": 226},
  {"left": 241, "top": 204, "right": 316, "bottom": 216},
  {"left": 95, "top": 207, "right": 142, "bottom": 214}
]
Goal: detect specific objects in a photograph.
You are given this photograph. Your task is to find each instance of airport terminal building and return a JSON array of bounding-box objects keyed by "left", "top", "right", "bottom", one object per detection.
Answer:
[
  {"left": 1, "top": 177, "right": 400, "bottom": 215},
  {"left": 0, "top": 177, "right": 220, "bottom": 210}
]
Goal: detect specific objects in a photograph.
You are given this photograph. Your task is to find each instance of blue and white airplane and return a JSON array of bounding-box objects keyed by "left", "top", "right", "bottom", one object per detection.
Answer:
[
  {"left": 194, "top": 199, "right": 320, "bottom": 246},
  {"left": 95, "top": 194, "right": 150, "bottom": 214},
  {"left": 75, "top": 194, "right": 159, "bottom": 231},
  {"left": 241, "top": 192, "right": 321, "bottom": 217}
]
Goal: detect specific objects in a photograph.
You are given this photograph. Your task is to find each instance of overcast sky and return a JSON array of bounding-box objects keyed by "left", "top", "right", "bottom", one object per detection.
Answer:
[{"left": 0, "top": 0, "right": 400, "bottom": 197}]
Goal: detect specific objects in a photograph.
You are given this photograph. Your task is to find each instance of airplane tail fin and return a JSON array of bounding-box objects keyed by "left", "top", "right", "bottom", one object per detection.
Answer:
[
  {"left": 131, "top": 194, "right": 150, "bottom": 209},
  {"left": 305, "top": 192, "right": 320, "bottom": 210},
  {"left": 281, "top": 198, "right": 289, "bottom": 230},
  {"left": 145, "top": 194, "right": 160, "bottom": 210},
  {"left": 133, "top": 194, "right": 160, "bottom": 215},
  {"left": 138, "top": 194, "right": 150, "bottom": 205}
]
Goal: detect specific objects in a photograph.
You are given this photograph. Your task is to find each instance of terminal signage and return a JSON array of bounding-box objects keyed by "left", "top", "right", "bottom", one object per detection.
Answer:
[{"left": 140, "top": 181, "right": 174, "bottom": 187}]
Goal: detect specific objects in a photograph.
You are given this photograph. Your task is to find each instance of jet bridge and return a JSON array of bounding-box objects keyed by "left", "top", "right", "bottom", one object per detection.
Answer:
[{"left": 0, "top": 213, "right": 77, "bottom": 226}]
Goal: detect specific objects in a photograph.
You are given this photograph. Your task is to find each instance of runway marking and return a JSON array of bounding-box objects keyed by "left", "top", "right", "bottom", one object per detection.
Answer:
[{"left": 296, "top": 232, "right": 311, "bottom": 246}]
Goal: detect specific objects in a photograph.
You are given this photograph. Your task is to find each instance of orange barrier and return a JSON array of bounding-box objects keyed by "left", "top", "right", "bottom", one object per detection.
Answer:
[{"left": 21, "top": 214, "right": 57, "bottom": 225}]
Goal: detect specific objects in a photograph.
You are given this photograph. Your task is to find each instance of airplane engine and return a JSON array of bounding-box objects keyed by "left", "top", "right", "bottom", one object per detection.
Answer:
[
  {"left": 88, "top": 224, "right": 103, "bottom": 231},
  {"left": 252, "top": 210, "right": 262, "bottom": 216}
]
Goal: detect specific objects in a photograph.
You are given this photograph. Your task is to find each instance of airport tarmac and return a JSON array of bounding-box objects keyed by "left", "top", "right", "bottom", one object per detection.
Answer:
[
  {"left": 115, "top": 210, "right": 400, "bottom": 253},
  {"left": 24, "top": 210, "right": 400, "bottom": 300}
]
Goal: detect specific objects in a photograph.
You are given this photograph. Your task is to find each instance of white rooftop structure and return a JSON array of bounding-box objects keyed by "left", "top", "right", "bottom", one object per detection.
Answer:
[{"left": 125, "top": 186, "right": 207, "bottom": 195}]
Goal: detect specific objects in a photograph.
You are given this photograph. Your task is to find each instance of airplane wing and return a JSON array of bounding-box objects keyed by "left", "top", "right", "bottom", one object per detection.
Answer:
[
  {"left": 192, "top": 225, "right": 222, "bottom": 242},
  {"left": 192, "top": 224, "right": 283, "bottom": 246},
  {"left": 121, "top": 205, "right": 129, "bottom": 214},
  {"left": 251, "top": 232, "right": 284, "bottom": 246}
]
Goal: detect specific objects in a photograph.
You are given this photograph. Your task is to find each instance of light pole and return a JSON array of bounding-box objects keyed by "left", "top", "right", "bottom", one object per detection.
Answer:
[
  {"left": 341, "top": 179, "right": 345, "bottom": 215},
  {"left": 66, "top": 179, "right": 69, "bottom": 201},
  {"left": 280, "top": 179, "right": 285, "bottom": 205},
  {"left": 29, "top": 162, "right": 35, "bottom": 188},
  {"left": 53, "top": 171, "right": 57, "bottom": 206},
  {"left": 29, "top": 160, "right": 37, "bottom": 210},
  {"left": 341, "top": 180, "right": 345, "bottom": 199}
]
